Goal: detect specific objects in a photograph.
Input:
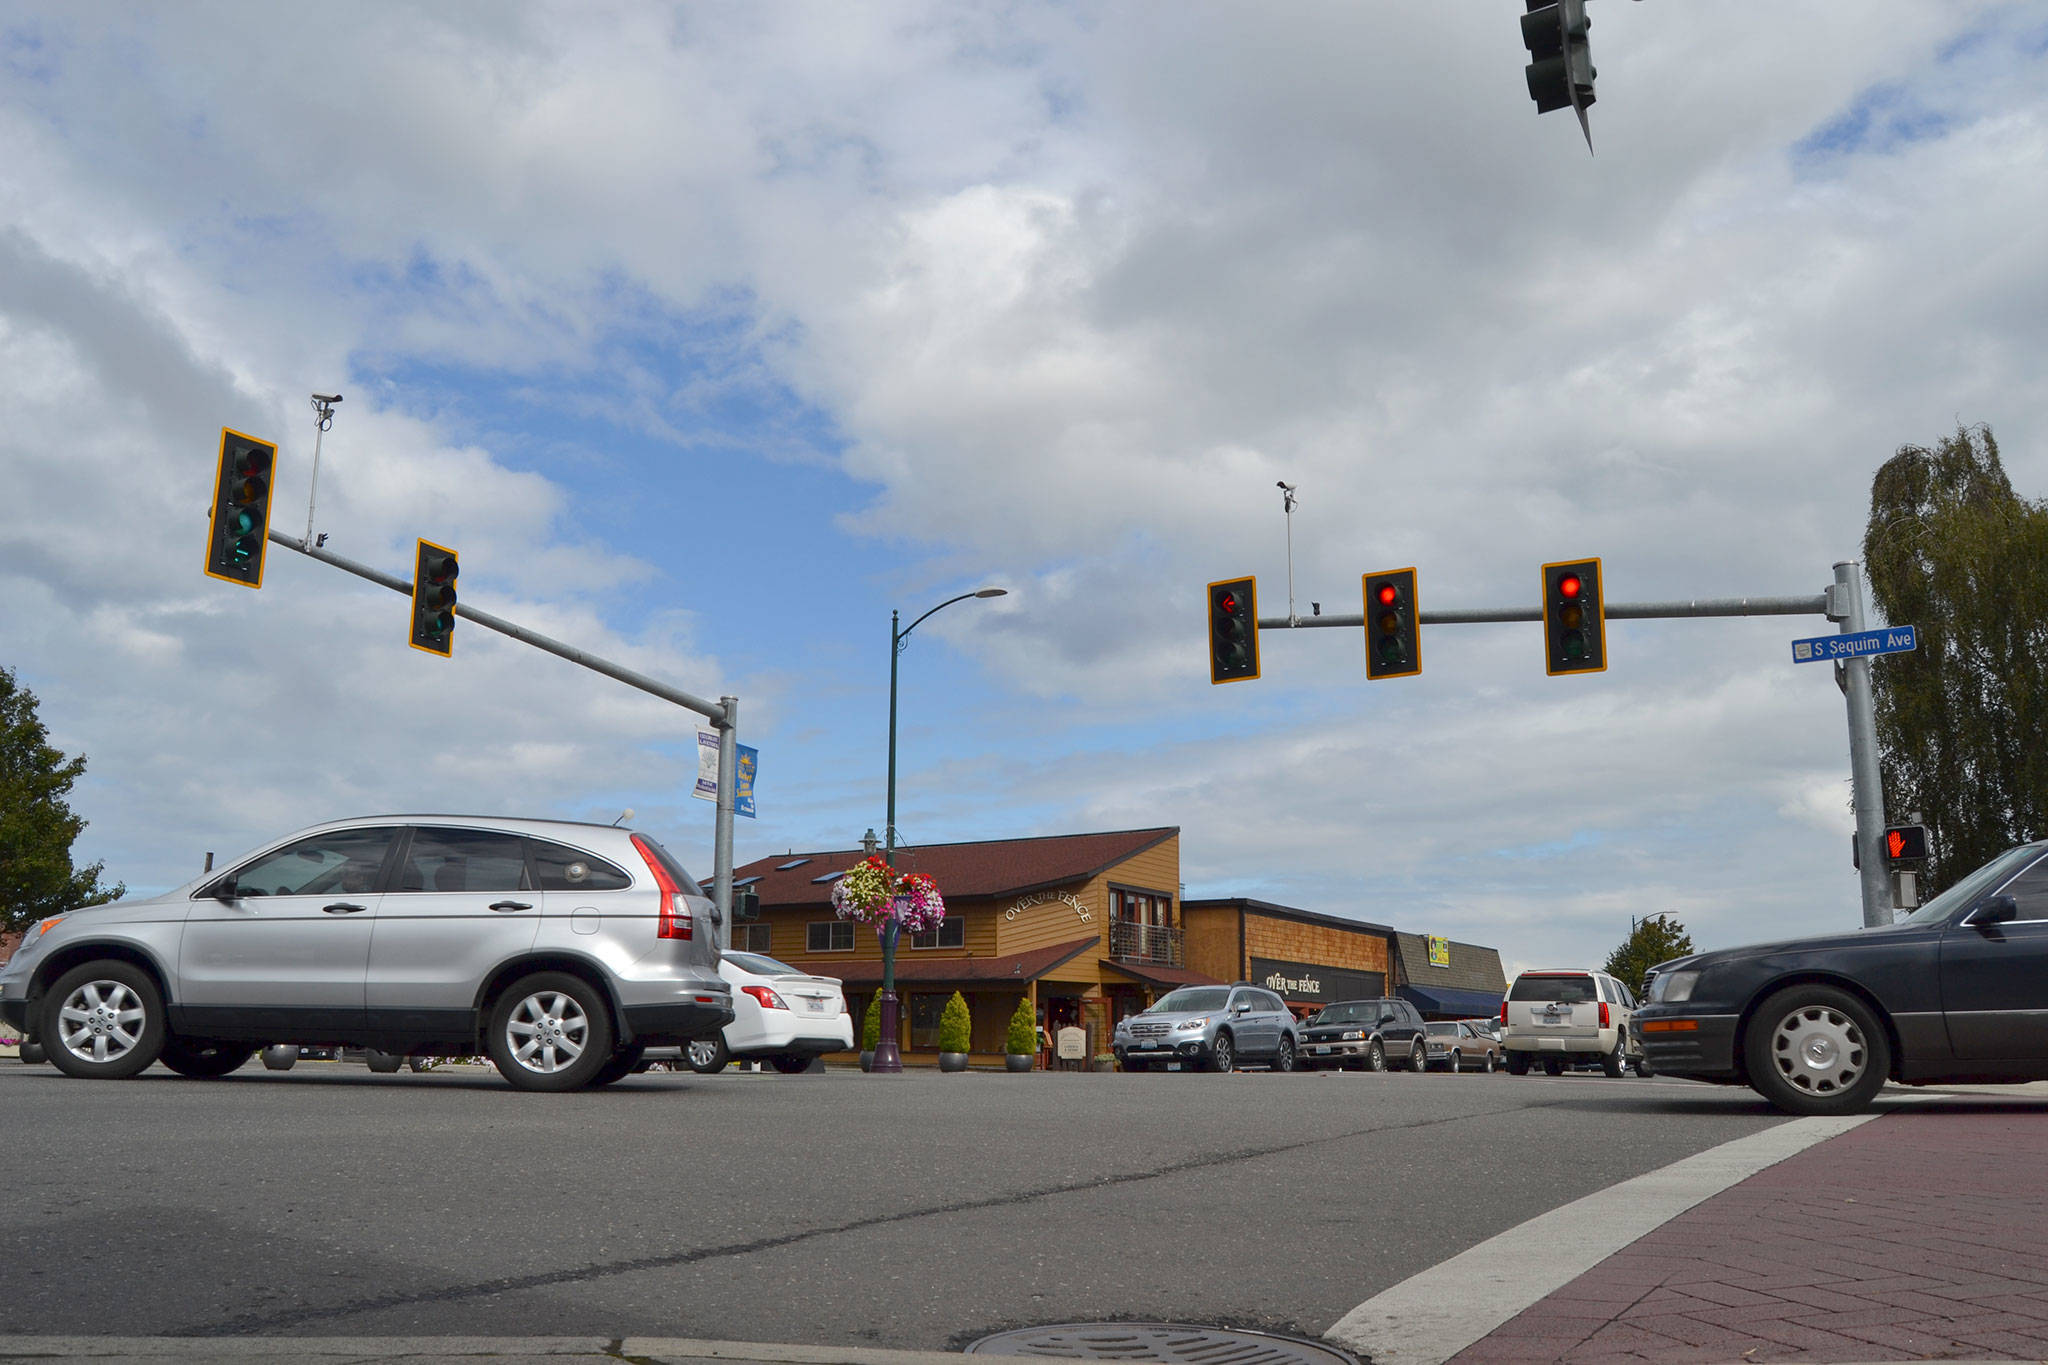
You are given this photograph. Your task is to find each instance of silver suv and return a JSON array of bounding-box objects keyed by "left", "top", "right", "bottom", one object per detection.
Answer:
[
  {"left": 0, "top": 816, "right": 733, "bottom": 1092},
  {"left": 1112, "top": 983, "right": 1299, "bottom": 1072}
]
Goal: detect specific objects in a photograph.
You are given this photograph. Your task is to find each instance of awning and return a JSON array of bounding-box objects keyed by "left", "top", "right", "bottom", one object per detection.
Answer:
[
  {"left": 1102, "top": 960, "right": 1225, "bottom": 990},
  {"left": 827, "top": 935, "right": 1100, "bottom": 989},
  {"left": 1398, "top": 984, "right": 1504, "bottom": 1018}
]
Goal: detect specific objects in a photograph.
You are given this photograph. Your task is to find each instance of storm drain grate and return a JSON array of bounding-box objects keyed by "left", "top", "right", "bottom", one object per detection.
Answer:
[{"left": 963, "top": 1322, "right": 1359, "bottom": 1363}]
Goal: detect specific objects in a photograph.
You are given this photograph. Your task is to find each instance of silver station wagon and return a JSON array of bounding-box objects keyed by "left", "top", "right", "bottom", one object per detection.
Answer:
[{"left": 0, "top": 815, "right": 733, "bottom": 1092}]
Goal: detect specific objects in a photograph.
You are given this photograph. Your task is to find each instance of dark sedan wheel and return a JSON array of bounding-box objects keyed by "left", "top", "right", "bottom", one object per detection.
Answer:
[
  {"left": 1208, "top": 1033, "right": 1235, "bottom": 1073},
  {"left": 1745, "top": 985, "right": 1891, "bottom": 1116},
  {"left": 1364, "top": 1038, "right": 1387, "bottom": 1071},
  {"left": 41, "top": 961, "right": 167, "bottom": 1080},
  {"left": 1272, "top": 1036, "right": 1296, "bottom": 1073},
  {"left": 158, "top": 1039, "right": 256, "bottom": 1078}
]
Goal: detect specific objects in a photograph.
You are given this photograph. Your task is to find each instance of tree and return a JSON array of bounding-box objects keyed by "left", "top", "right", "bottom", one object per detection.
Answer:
[
  {"left": 1603, "top": 914, "right": 1694, "bottom": 999},
  {"left": 1, "top": 665, "right": 123, "bottom": 933},
  {"left": 1864, "top": 424, "right": 2048, "bottom": 894}
]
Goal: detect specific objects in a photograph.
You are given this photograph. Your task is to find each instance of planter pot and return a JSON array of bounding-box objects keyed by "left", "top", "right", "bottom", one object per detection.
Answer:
[
  {"left": 859, "top": 1050, "right": 875, "bottom": 1073},
  {"left": 1090, "top": 1056, "right": 1116, "bottom": 1072},
  {"left": 1004, "top": 1053, "right": 1034, "bottom": 1072},
  {"left": 938, "top": 1051, "right": 970, "bottom": 1073}
]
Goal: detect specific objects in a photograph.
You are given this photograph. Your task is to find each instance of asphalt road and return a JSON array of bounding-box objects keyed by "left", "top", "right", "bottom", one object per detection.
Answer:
[{"left": 0, "top": 1060, "right": 1791, "bottom": 1353}]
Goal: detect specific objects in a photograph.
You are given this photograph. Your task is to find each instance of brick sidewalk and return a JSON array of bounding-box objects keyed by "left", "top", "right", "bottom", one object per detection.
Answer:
[{"left": 1450, "top": 1098, "right": 2048, "bottom": 1363}]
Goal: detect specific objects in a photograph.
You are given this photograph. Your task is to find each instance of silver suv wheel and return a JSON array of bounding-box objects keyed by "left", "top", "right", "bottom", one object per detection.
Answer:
[
  {"left": 486, "top": 971, "right": 616, "bottom": 1092},
  {"left": 59, "top": 979, "right": 148, "bottom": 1065},
  {"left": 506, "top": 989, "right": 591, "bottom": 1074},
  {"left": 41, "top": 961, "right": 166, "bottom": 1080}
]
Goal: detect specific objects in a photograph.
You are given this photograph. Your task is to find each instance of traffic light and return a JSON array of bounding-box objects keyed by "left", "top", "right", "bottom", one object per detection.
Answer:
[
  {"left": 410, "top": 539, "right": 459, "bottom": 657},
  {"left": 1541, "top": 557, "right": 1606, "bottom": 675},
  {"left": 1363, "top": 568, "right": 1421, "bottom": 680},
  {"left": 205, "top": 428, "right": 278, "bottom": 588},
  {"left": 1522, "top": 0, "right": 1595, "bottom": 145},
  {"left": 1883, "top": 824, "right": 1929, "bottom": 866},
  {"left": 1207, "top": 576, "right": 1260, "bottom": 684}
]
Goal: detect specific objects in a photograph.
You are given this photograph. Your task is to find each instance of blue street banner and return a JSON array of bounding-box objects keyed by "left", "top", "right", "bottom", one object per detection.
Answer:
[
  {"left": 692, "top": 730, "right": 759, "bottom": 818},
  {"left": 1790, "top": 625, "right": 1917, "bottom": 664}
]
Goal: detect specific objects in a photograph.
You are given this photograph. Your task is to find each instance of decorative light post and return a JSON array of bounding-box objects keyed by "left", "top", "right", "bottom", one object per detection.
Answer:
[{"left": 869, "top": 586, "right": 1007, "bottom": 1073}]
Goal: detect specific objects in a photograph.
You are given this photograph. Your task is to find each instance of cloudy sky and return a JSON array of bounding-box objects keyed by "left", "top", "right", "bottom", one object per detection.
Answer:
[{"left": 3, "top": 2, "right": 2045, "bottom": 978}]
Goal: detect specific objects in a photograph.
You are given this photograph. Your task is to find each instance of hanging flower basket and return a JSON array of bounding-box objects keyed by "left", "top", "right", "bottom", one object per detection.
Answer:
[{"left": 830, "top": 857, "right": 946, "bottom": 933}]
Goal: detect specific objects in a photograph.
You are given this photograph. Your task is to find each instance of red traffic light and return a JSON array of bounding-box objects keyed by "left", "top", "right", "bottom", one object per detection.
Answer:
[
  {"left": 1218, "top": 591, "right": 1241, "bottom": 616},
  {"left": 1376, "top": 583, "right": 1398, "bottom": 607},
  {"left": 1558, "top": 574, "right": 1582, "bottom": 599}
]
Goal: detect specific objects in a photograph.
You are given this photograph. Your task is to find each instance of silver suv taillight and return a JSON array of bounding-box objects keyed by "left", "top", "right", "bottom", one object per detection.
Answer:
[{"left": 631, "top": 833, "right": 693, "bottom": 940}]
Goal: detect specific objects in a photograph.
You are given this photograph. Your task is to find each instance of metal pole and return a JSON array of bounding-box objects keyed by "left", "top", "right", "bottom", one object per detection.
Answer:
[
  {"left": 1258, "top": 594, "right": 1829, "bottom": 629},
  {"left": 265, "top": 529, "right": 731, "bottom": 725},
  {"left": 1835, "top": 561, "right": 1892, "bottom": 928},
  {"left": 873, "top": 609, "right": 905, "bottom": 1073},
  {"left": 303, "top": 395, "right": 340, "bottom": 548},
  {"left": 713, "top": 695, "right": 737, "bottom": 951}
]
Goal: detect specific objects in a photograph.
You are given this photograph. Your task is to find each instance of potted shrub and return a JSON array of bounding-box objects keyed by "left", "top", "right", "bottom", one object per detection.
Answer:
[
  {"left": 1004, "top": 997, "right": 1036, "bottom": 1072},
  {"left": 1091, "top": 1052, "right": 1117, "bottom": 1073},
  {"left": 937, "top": 991, "right": 972, "bottom": 1072},
  {"left": 859, "top": 994, "right": 881, "bottom": 1072}
]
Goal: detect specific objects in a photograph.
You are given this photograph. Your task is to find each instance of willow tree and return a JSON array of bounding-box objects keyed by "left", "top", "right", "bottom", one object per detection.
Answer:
[{"left": 1863, "top": 425, "right": 2048, "bottom": 894}]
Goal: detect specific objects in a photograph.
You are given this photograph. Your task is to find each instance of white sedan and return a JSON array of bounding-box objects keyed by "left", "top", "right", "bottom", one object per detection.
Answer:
[{"left": 681, "top": 951, "right": 852, "bottom": 1074}]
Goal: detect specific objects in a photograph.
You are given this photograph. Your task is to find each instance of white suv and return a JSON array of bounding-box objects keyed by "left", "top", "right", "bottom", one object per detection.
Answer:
[{"left": 1501, "top": 968, "right": 1647, "bottom": 1077}]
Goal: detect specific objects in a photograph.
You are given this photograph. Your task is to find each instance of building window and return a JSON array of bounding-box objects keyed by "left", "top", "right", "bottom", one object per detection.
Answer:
[
  {"left": 910, "top": 919, "right": 965, "bottom": 949},
  {"left": 734, "top": 924, "right": 772, "bottom": 953},
  {"left": 1111, "top": 887, "right": 1171, "bottom": 926},
  {"left": 807, "top": 920, "right": 855, "bottom": 953}
]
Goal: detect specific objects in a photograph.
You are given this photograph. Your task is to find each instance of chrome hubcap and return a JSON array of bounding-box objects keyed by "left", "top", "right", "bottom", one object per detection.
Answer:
[
  {"left": 687, "top": 1040, "right": 721, "bottom": 1068},
  {"left": 506, "top": 991, "right": 589, "bottom": 1074},
  {"left": 57, "top": 981, "right": 146, "bottom": 1064},
  {"left": 1771, "top": 1004, "right": 1866, "bottom": 1095}
]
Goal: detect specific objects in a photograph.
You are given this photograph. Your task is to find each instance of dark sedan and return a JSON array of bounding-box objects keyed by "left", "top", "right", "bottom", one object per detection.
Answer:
[{"left": 1635, "top": 839, "right": 2048, "bottom": 1115}]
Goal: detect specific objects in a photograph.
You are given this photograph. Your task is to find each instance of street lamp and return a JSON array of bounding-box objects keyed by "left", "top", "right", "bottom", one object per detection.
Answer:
[{"left": 871, "top": 585, "right": 1007, "bottom": 1074}]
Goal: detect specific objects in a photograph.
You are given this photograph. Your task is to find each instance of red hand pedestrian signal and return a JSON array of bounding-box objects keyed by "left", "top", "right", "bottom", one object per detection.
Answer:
[{"left": 1887, "top": 830, "right": 1905, "bottom": 861}]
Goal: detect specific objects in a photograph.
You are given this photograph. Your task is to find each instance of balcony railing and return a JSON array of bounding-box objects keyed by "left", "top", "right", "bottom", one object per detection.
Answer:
[{"left": 1109, "top": 920, "right": 1183, "bottom": 967}]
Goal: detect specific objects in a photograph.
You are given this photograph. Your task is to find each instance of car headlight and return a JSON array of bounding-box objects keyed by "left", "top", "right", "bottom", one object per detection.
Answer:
[
  {"left": 1652, "top": 970, "right": 1700, "bottom": 1003},
  {"left": 1340, "top": 1030, "right": 1363, "bottom": 1041},
  {"left": 1175, "top": 1018, "right": 1207, "bottom": 1031}
]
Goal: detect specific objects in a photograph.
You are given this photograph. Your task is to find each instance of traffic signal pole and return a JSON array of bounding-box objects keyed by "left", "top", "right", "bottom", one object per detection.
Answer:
[
  {"left": 264, "top": 526, "right": 740, "bottom": 940},
  {"left": 1258, "top": 579, "right": 1895, "bottom": 930}
]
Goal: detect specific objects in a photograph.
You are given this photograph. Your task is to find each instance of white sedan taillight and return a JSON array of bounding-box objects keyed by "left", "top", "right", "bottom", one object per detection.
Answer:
[{"left": 631, "top": 834, "right": 693, "bottom": 940}]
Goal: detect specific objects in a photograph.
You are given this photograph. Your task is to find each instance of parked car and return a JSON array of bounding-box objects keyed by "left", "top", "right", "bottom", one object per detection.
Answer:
[
  {"left": 1636, "top": 838, "right": 2048, "bottom": 1115},
  {"left": 1112, "top": 984, "right": 1299, "bottom": 1072},
  {"left": 1423, "top": 1019, "right": 1500, "bottom": 1072},
  {"left": 0, "top": 815, "right": 734, "bottom": 1092},
  {"left": 669, "top": 950, "right": 852, "bottom": 1074},
  {"left": 1296, "top": 996, "right": 1429, "bottom": 1071},
  {"left": 1501, "top": 968, "right": 1645, "bottom": 1077}
]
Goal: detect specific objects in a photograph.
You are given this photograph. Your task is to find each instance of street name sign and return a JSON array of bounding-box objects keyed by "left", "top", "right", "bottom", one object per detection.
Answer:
[{"left": 1791, "top": 625, "right": 1917, "bottom": 664}]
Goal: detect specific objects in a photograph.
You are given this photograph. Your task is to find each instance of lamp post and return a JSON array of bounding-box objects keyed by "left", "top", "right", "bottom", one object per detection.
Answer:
[{"left": 870, "top": 586, "right": 1007, "bottom": 1074}]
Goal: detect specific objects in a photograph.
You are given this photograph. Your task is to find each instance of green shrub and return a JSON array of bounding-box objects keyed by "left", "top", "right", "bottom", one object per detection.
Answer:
[
  {"left": 862, "top": 994, "right": 881, "bottom": 1051},
  {"left": 939, "top": 991, "right": 972, "bottom": 1054},
  {"left": 1005, "top": 996, "right": 1036, "bottom": 1055}
]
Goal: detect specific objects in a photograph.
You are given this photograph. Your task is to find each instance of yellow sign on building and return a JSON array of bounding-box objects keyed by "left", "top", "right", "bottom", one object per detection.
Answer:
[{"left": 1427, "top": 935, "right": 1451, "bottom": 968}]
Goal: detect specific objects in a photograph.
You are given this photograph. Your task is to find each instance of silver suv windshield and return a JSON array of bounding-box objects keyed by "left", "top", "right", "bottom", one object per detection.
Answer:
[{"left": 1151, "top": 987, "right": 1230, "bottom": 1013}]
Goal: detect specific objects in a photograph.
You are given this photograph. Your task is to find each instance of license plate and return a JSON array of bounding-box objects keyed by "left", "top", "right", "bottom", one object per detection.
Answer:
[
  {"left": 804, "top": 998, "right": 829, "bottom": 1013},
  {"left": 1311, "top": 1045, "right": 1331, "bottom": 1055},
  {"left": 1542, "top": 1012, "right": 1572, "bottom": 1026},
  {"left": 1166, "top": 1062, "right": 1182, "bottom": 1071},
  {"left": 1138, "top": 1041, "right": 1160, "bottom": 1050}
]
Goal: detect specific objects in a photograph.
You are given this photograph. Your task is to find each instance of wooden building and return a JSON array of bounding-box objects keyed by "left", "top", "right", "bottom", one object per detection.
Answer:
[
  {"left": 726, "top": 827, "right": 1212, "bottom": 1065},
  {"left": 1179, "top": 897, "right": 1396, "bottom": 1017},
  {"left": 1388, "top": 931, "right": 1509, "bottom": 1019}
]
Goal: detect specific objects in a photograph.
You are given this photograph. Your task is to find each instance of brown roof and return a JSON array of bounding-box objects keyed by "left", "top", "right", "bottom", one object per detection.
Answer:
[
  {"left": 731, "top": 827, "right": 1178, "bottom": 909},
  {"left": 1102, "top": 960, "right": 1225, "bottom": 989},
  {"left": 811, "top": 935, "right": 1101, "bottom": 989}
]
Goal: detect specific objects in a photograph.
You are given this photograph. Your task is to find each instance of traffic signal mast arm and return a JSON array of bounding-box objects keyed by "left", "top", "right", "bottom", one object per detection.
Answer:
[
  {"left": 1257, "top": 593, "right": 1829, "bottom": 629},
  {"left": 263, "top": 527, "right": 732, "bottom": 726}
]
